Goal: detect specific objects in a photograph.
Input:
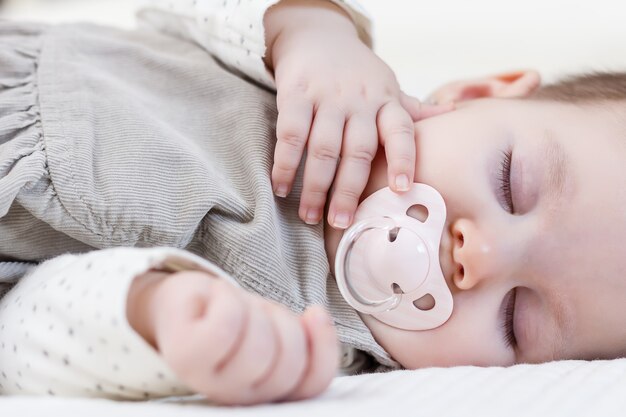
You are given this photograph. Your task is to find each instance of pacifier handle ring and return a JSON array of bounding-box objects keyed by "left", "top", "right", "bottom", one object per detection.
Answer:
[{"left": 335, "top": 216, "right": 402, "bottom": 314}]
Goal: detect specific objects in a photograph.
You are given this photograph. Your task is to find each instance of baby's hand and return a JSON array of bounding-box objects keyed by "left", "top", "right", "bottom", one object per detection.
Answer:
[
  {"left": 128, "top": 270, "right": 338, "bottom": 405},
  {"left": 265, "top": 1, "right": 452, "bottom": 229}
]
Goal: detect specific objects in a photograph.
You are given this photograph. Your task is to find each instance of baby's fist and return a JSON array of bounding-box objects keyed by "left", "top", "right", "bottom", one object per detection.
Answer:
[{"left": 131, "top": 270, "right": 338, "bottom": 405}]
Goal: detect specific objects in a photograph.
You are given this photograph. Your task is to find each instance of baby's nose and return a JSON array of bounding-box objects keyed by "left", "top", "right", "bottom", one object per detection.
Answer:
[{"left": 450, "top": 218, "right": 503, "bottom": 290}]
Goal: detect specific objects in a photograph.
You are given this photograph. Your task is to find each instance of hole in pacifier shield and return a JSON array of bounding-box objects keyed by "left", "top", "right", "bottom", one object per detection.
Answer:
[
  {"left": 413, "top": 293, "right": 435, "bottom": 311},
  {"left": 406, "top": 204, "right": 429, "bottom": 223}
]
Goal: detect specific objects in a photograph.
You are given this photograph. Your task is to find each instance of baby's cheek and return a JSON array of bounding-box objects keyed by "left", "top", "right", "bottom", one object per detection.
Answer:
[
  {"left": 365, "top": 294, "right": 515, "bottom": 368},
  {"left": 412, "top": 324, "right": 513, "bottom": 368}
]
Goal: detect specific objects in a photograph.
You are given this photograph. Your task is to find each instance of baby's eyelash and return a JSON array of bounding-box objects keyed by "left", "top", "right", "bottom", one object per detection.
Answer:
[
  {"left": 502, "top": 288, "right": 517, "bottom": 348},
  {"left": 498, "top": 149, "right": 514, "bottom": 213}
]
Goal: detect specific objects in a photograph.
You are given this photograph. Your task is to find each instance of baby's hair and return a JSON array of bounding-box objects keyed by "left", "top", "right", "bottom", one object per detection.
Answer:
[{"left": 531, "top": 72, "right": 626, "bottom": 102}]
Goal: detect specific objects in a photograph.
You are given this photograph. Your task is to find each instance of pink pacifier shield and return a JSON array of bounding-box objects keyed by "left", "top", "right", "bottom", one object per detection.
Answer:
[
  {"left": 367, "top": 228, "right": 430, "bottom": 293},
  {"left": 334, "top": 183, "right": 453, "bottom": 331}
]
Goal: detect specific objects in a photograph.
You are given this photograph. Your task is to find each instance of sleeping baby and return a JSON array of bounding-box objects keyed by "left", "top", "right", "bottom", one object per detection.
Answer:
[{"left": 0, "top": 0, "right": 624, "bottom": 406}]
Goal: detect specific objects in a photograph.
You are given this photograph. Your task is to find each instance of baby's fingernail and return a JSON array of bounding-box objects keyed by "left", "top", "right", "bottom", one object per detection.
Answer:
[
  {"left": 395, "top": 174, "right": 410, "bottom": 191},
  {"left": 274, "top": 184, "right": 288, "bottom": 198},
  {"left": 305, "top": 208, "right": 320, "bottom": 224},
  {"left": 333, "top": 212, "right": 351, "bottom": 229}
]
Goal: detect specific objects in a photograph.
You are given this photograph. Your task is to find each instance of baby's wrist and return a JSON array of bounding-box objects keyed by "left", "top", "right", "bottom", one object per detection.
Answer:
[
  {"left": 264, "top": 0, "right": 358, "bottom": 71},
  {"left": 126, "top": 269, "right": 172, "bottom": 349}
]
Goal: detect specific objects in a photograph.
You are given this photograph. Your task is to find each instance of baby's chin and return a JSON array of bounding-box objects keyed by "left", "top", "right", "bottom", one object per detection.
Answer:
[
  {"left": 358, "top": 312, "right": 469, "bottom": 369},
  {"left": 357, "top": 311, "right": 419, "bottom": 368}
]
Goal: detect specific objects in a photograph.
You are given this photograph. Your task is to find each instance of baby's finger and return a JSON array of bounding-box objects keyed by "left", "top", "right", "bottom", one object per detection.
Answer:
[
  {"left": 214, "top": 299, "right": 278, "bottom": 405},
  {"left": 400, "top": 92, "right": 455, "bottom": 122},
  {"left": 157, "top": 278, "right": 247, "bottom": 391},
  {"left": 298, "top": 105, "right": 345, "bottom": 224},
  {"left": 195, "top": 281, "right": 248, "bottom": 369},
  {"left": 273, "top": 97, "right": 314, "bottom": 197},
  {"left": 286, "top": 306, "right": 339, "bottom": 401},
  {"left": 326, "top": 113, "right": 377, "bottom": 229},
  {"left": 377, "top": 101, "right": 415, "bottom": 193},
  {"left": 251, "top": 304, "right": 308, "bottom": 402}
]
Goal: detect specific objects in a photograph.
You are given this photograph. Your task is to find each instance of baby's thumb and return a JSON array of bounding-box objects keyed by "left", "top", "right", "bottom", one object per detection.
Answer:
[
  {"left": 287, "top": 306, "right": 339, "bottom": 401},
  {"left": 400, "top": 92, "right": 455, "bottom": 122}
]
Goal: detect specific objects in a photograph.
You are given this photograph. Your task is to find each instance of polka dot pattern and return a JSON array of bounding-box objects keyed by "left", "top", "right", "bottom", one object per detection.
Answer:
[
  {"left": 0, "top": 247, "right": 232, "bottom": 399},
  {"left": 138, "top": 0, "right": 373, "bottom": 90}
]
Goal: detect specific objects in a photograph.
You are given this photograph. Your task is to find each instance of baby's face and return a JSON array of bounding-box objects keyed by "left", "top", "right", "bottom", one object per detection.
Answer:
[{"left": 326, "top": 98, "right": 626, "bottom": 367}]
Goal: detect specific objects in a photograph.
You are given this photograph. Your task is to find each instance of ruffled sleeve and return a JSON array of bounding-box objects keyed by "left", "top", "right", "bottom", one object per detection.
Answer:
[
  {"left": 0, "top": 29, "right": 46, "bottom": 220},
  {"left": 0, "top": 23, "right": 96, "bottom": 265}
]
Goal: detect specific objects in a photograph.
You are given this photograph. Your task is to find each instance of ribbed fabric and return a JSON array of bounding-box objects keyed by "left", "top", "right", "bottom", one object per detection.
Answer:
[{"left": 0, "top": 22, "right": 398, "bottom": 370}]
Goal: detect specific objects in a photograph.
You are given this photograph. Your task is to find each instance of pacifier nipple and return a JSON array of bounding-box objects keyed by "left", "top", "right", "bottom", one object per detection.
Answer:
[{"left": 334, "top": 183, "right": 453, "bottom": 331}]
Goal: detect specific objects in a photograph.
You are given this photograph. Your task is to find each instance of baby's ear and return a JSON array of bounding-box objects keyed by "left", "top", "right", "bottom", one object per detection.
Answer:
[{"left": 428, "top": 70, "right": 541, "bottom": 104}]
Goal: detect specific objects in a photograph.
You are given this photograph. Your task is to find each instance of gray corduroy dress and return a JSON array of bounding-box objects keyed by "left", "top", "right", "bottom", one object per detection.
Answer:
[{"left": 0, "top": 21, "right": 397, "bottom": 369}]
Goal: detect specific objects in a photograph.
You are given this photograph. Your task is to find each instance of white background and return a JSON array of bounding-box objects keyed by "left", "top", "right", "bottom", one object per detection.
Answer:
[{"left": 2, "top": 0, "right": 626, "bottom": 98}]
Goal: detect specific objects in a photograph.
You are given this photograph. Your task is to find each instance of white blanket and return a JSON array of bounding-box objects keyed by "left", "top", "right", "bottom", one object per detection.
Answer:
[{"left": 2, "top": 359, "right": 626, "bottom": 416}]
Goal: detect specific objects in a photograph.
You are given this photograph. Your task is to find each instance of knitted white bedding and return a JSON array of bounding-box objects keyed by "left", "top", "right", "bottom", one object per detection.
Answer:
[{"left": 2, "top": 359, "right": 626, "bottom": 416}]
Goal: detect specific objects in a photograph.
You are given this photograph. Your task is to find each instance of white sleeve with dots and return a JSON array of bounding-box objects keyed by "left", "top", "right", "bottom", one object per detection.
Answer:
[
  {"left": 0, "top": 246, "right": 237, "bottom": 399},
  {"left": 137, "top": 0, "right": 373, "bottom": 90}
]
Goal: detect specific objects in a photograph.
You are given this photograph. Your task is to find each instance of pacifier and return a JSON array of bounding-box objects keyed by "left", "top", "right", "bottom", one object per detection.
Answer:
[{"left": 334, "top": 183, "right": 453, "bottom": 331}]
